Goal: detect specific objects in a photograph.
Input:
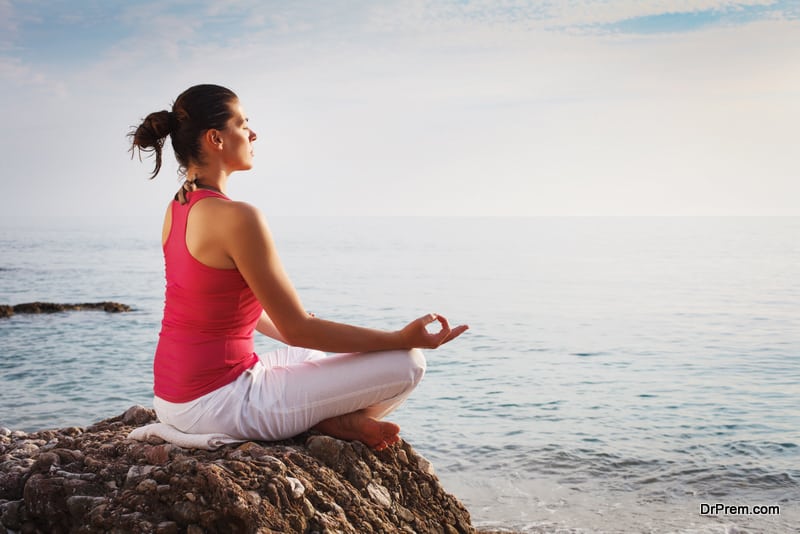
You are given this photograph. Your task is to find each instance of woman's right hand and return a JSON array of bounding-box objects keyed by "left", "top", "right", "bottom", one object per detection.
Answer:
[{"left": 400, "top": 313, "right": 469, "bottom": 349}]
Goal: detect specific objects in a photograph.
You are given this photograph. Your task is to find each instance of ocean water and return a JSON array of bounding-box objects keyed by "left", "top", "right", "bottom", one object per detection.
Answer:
[{"left": 1, "top": 215, "right": 798, "bottom": 533}]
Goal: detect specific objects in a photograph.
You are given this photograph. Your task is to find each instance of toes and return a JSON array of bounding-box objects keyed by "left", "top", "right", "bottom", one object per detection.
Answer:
[{"left": 373, "top": 434, "right": 400, "bottom": 451}]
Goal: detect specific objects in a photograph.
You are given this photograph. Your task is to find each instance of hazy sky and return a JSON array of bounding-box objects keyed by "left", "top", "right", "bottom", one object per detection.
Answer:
[{"left": 2, "top": 0, "right": 798, "bottom": 217}]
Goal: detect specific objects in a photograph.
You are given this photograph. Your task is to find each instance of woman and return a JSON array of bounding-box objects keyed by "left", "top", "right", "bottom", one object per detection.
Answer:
[{"left": 130, "top": 84, "right": 467, "bottom": 450}]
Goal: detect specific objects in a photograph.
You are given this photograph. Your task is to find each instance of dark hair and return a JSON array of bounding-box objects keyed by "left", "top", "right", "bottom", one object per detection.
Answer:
[{"left": 129, "top": 84, "right": 238, "bottom": 181}]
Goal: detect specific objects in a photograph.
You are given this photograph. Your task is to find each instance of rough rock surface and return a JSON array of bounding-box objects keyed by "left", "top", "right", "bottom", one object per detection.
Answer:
[
  {"left": 0, "top": 302, "right": 131, "bottom": 318},
  {"left": 0, "top": 406, "right": 478, "bottom": 533}
]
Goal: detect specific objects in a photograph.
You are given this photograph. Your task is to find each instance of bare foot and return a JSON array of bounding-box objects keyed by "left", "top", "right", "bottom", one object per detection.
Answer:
[{"left": 313, "top": 411, "right": 401, "bottom": 451}]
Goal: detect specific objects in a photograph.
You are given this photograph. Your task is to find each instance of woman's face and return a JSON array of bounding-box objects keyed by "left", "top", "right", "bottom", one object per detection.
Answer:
[{"left": 218, "top": 101, "right": 257, "bottom": 172}]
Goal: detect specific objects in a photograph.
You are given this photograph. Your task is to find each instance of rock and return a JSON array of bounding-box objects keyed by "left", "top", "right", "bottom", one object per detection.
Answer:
[
  {"left": 367, "top": 481, "right": 392, "bottom": 508},
  {"left": 155, "top": 520, "right": 179, "bottom": 534},
  {"left": 0, "top": 301, "right": 131, "bottom": 319},
  {"left": 417, "top": 452, "right": 436, "bottom": 476},
  {"left": 0, "top": 406, "right": 482, "bottom": 533},
  {"left": 122, "top": 405, "right": 155, "bottom": 426},
  {"left": 0, "top": 500, "right": 24, "bottom": 530},
  {"left": 145, "top": 443, "right": 178, "bottom": 465},
  {"left": 126, "top": 465, "right": 156, "bottom": 485},
  {"left": 66, "top": 495, "right": 105, "bottom": 518},
  {"left": 135, "top": 478, "right": 158, "bottom": 493},
  {"left": 285, "top": 476, "right": 305, "bottom": 499}
]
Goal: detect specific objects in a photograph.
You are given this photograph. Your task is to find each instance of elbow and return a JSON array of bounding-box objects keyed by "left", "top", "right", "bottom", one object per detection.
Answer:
[
  {"left": 278, "top": 317, "right": 314, "bottom": 348},
  {"left": 280, "top": 330, "right": 304, "bottom": 348}
]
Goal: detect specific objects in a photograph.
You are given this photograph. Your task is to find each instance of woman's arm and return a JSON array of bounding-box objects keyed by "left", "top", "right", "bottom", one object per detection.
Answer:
[
  {"left": 255, "top": 310, "right": 288, "bottom": 344},
  {"left": 256, "top": 309, "right": 318, "bottom": 344},
  {"left": 221, "top": 202, "right": 467, "bottom": 352}
]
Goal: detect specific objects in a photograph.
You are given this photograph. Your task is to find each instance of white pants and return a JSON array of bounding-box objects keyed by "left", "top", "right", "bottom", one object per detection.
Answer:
[{"left": 153, "top": 346, "right": 426, "bottom": 441}]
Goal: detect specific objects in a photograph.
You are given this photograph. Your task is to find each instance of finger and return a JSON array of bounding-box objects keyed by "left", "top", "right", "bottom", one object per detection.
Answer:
[
  {"left": 421, "top": 314, "right": 447, "bottom": 338},
  {"left": 420, "top": 313, "right": 438, "bottom": 326},
  {"left": 420, "top": 313, "right": 444, "bottom": 339},
  {"left": 443, "top": 324, "right": 469, "bottom": 343},
  {"left": 431, "top": 324, "right": 453, "bottom": 347},
  {"left": 435, "top": 314, "right": 450, "bottom": 332}
]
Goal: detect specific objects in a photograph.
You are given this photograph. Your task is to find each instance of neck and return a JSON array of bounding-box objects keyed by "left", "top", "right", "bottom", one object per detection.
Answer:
[
  {"left": 187, "top": 167, "right": 228, "bottom": 196},
  {"left": 195, "top": 181, "right": 223, "bottom": 194}
]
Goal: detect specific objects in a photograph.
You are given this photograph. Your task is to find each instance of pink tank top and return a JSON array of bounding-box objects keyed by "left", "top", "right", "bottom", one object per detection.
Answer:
[{"left": 154, "top": 189, "right": 261, "bottom": 403}]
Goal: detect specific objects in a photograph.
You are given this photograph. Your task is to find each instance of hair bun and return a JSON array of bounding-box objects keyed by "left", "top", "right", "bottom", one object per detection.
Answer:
[
  {"left": 167, "top": 110, "right": 178, "bottom": 134},
  {"left": 128, "top": 109, "right": 173, "bottom": 179}
]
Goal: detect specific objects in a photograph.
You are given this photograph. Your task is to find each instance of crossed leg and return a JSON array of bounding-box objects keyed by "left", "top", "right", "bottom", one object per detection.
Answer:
[{"left": 157, "top": 347, "right": 426, "bottom": 450}]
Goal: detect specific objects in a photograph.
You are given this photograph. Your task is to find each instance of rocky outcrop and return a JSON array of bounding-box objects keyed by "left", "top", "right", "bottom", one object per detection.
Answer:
[
  {"left": 0, "top": 406, "right": 476, "bottom": 533},
  {"left": 0, "top": 302, "right": 131, "bottom": 318}
]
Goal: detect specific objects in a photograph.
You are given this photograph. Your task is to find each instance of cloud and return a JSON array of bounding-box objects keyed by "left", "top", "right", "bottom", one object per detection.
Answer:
[
  {"left": 0, "top": 55, "right": 68, "bottom": 98},
  {"left": 357, "top": 0, "right": 787, "bottom": 34},
  {"left": 597, "top": 1, "right": 790, "bottom": 35},
  {"left": 544, "top": 0, "right": 782, "bottom": 28}
]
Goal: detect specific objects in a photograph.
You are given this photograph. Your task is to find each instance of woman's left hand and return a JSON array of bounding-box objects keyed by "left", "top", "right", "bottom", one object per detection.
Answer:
[{"left": 399, "top": 313, "right": 469, "bottom": 349}]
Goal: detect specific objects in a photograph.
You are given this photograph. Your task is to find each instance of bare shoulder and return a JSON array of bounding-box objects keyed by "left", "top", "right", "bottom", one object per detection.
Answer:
[
  {"left": 225, "top": 200, "right": 270, "bottom": 232},
  {"left": 192, "top": 197, "right": 261, "bottom": 224},
  {"left": 196, "top": 199, "right": 273, "bottom": 243},
  {"left": 227, "top": 199, "right": 265, "bottom": 220}
]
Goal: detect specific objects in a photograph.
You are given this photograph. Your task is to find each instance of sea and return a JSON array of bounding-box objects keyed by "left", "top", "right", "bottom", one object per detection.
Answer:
[{"left": 1, "top": 215, "right": 798, "bottom": 533}]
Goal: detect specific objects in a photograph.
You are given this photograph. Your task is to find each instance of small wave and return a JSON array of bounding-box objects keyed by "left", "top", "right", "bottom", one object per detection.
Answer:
[
  {"left": 645, "top": 459, "right": 800, "bottom": 497},
  {"left": 723, "top": 439, "right": 799, "bottom": 457},
  {"left": 535, "top": 400, "right": 563, "bottom": 408},
  {"left": 4, "top": 370, "right": 35, "bottom": 381},
  {"left": 571, "top": 352, "right": 609, "bottom": 358},
  {"left": 509, "top": 443, "right": 800, "bottom": 499}
]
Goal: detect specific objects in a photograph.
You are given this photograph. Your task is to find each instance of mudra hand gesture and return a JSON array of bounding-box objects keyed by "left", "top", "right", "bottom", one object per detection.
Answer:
[{"left": 400, "top": 313, "right": 469, "bottom": 349}]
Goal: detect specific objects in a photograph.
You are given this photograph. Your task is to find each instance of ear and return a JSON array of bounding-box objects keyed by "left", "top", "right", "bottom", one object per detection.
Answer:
[{"left": 203, "top": 129, "right": 223, "bottom": 149}]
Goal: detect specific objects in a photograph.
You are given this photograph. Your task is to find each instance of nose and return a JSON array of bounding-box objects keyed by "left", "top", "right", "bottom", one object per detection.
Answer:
[{"left": 250, "top": 129, "right": 257, "bottom": 142}]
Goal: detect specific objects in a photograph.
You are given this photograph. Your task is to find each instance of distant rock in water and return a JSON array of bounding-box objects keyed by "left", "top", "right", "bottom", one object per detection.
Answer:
[
  {"left": 0, "top": 406, "right": 482, "bottom": 533},
  {"left": 0, "top": 301, "right": 131, "bottom": 318}
]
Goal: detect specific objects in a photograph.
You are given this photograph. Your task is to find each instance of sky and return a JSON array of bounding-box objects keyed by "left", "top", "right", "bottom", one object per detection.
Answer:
[{"left": 1, "top": 0, "right": 799, "bottom": 218}]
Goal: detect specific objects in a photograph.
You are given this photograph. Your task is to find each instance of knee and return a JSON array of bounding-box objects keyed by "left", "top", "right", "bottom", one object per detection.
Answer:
[{"left": 407, "top": 348, "right": 426, "bottom": 385}]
